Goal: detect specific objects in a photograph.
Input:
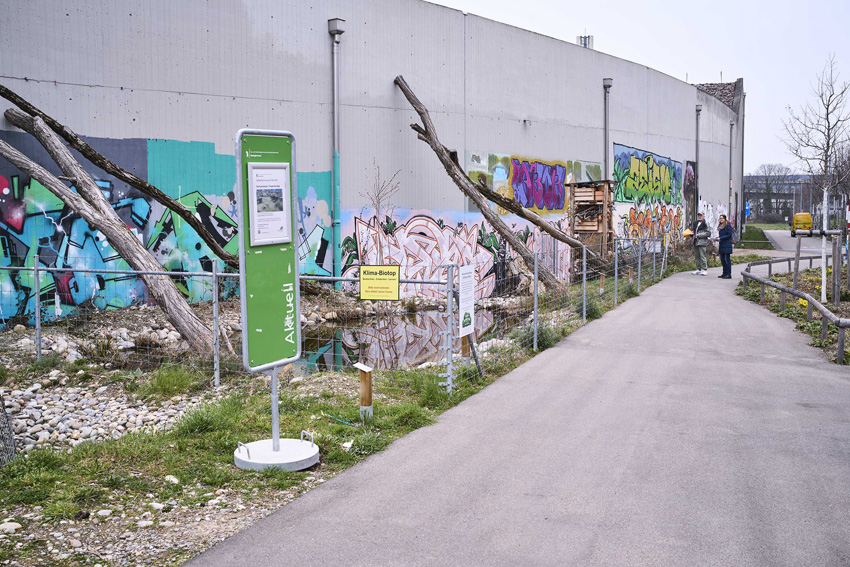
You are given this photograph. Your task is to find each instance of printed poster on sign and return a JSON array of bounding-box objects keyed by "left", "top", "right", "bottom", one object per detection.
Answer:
[
  {"left": 248, "top": 162, "right": 292, "bottom": 246},
  {"left": 458, "top": 264, "right": 475, "bottom": 337}
]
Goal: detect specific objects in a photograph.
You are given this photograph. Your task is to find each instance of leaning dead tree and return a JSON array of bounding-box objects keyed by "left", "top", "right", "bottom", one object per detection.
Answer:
[
  {"left": 0, "top": 110, "right": 216, "bottom": 353},
  {"left": 0, "top": 84, "right": 238, "bottom": 269},
  {"left": 394, "top": 75, "right": 596, "bottom": 294}
]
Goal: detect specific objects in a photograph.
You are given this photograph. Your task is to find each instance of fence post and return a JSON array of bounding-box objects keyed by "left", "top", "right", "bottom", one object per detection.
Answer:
[
  {"left": 582, "top": 246, "right": 587, "bottom": 324},
  {"left": 34, "top": 255, "right": 42, "bottom": 362},
  {"left": 652, "top": 241, "right": 657, "bottom": 280},
  {"left": 533, "top": 253, "right": 539, "bottom": 351},
  {"left": 838, "top": 327, "right": 846, "bottom": 365},
  {"left": 661, "top": 236, "right": 668, "bottom": 276},
  {"left": 444, "top": 265, "right": 455, "bottom": 394},
  {"left": 779, "top": 291, "right": 786, "bottom": 311},
  {"left": 614, "top": 239, "right": 619, "bottom": 305},
  {"left": 821, "top": 317, "right": 829, "bottom": 342},
  {"left": 807, "top": 300, "right": 812, "bottom": 321},
  {"left": 637, "top": 238, "right": 643, "bottom": 291},
  {"left": 212, "top": 259, "right": 220, "bottom": 387},
  {"left": 760, "top": 283, "right": 764, "bottom": 303}
]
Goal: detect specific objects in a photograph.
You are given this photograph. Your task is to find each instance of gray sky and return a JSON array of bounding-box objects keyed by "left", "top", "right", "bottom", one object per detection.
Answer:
[{"left": 428, "top": 0, "right": 850, "bottom": 174}]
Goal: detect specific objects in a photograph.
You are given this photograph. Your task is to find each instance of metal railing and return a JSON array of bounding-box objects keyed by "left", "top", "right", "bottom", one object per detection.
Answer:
[{"left": 741, "top": 254, "right": 848, "bottom": 364}]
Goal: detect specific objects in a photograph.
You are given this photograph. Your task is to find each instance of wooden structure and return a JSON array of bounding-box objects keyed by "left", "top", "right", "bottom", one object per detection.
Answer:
[{"left": 569, "top": 180, "right": 615, "bottom": 255}]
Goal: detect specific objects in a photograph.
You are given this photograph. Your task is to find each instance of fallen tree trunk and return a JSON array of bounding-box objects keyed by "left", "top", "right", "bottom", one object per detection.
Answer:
[
  {"left": 0, "top": 84, "right": 238, "bottom": 269},
  {"left": 393, "top": 75, "right": 571, "bottom": 294},
  {"left": 0, "top": 113, "right": 215, "bottom": 353}
]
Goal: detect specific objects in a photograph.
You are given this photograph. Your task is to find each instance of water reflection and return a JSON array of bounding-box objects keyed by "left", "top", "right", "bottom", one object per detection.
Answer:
[{"left": 300, "top": 310, "right": 508, "bottom": 372}]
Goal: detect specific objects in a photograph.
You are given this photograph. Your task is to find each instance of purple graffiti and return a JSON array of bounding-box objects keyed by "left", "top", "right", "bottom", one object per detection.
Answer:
[{"left": 511, "top": 159, "right": 566, "bottom": 211}]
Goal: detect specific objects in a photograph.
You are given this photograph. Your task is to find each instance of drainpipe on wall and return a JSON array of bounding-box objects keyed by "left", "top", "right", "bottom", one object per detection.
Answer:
[
  {"left": 329, "top": 18, "right": 345, "bottom": 289},
  {"left": 603, "top": 78, "right": 613, "bottom": 180},
  {"left": 729, "top": 121, "right": 734, "bottom": 223},
  {"left": 695, "top": 104, "right": 701, "bottom": 221}
]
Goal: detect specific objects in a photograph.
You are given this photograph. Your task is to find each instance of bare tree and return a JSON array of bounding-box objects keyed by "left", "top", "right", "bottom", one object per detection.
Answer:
[
  {"left": 784, "top": 56, "right": 850, "bottom": 199},
  {"left": 359, "top": 157, "right": 401, "bottom": 265},
  {"left": 0, "top": 110, "right": 215, "bottom": 352},
  {"left": 783, "top": 55, "right": 850, "bottom": 301},
  {"left": 750, "top": 163, "right": 793, "bottom": 216}
]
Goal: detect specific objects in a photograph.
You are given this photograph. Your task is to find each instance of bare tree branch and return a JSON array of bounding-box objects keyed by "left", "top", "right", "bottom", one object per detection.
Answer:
[
  {"left": 0, "top": 84, "right": 239, "bottom": 269},
  {"left": 0, "top": 116, "right": 215, "bottom": 352}
]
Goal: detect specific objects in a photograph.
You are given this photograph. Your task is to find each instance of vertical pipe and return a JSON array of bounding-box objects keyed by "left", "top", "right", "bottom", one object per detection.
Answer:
[
  {"left": 34, "top": 254, "right": 41, "bottom": 362},
  {"left": 445, "top": 265, "right": 455, "bottom": 394},
  {"left": 822, "top": 178, "right": 829, "bottom": 303},
  {"left": 603, "top": 79, "right": 612, "bottom": 180},
  {"left": 271, "top": 367, "right": 280, "bottom": 451},
  {"left": 581, "top": 246, "right": 587, "bottom": 323},
  {"left": 695, "top": 105, "right": 702, "bottom": 222},
  {"left": 614, "top": 238, "right": 619, "bottom": 304},
  {"left": 729, "top": 121, "right": 734, "bottom": 224},
  {"left": 533, "top": 253, "right": 538, "bottom": 351},
  {"left": 212, "top": 259, "right": 220, "bottom": 387},
  {"left": 329, "top": 22, "right": 345, "bottom": 289}
]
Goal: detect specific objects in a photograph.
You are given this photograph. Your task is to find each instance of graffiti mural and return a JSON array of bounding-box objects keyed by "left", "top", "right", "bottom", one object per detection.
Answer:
[
  {"left": 612, "top": 144, "right": 684, "bottom": 241},
  {"left": 0, "top": 132, "right": 333, "bottom": 324},
  {"left": 341, "top": 207, "right": 572, "bottom": 299},
  {"left": 467, "top": 151, "right": 601, "bottom": 216},
  {"left": 698, "top": 199, "right": 728, "bottom": 238}
]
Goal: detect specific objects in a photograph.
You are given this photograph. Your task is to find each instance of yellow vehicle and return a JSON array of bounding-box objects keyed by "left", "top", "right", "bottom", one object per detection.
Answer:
[{"left": 791, "top": 212, "right": 813, "bottom": 236}]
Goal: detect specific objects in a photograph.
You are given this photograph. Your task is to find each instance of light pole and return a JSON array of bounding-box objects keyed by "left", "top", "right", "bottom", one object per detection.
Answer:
[{"left": 603, "top": 78, "right": 612, "bottom": 179}]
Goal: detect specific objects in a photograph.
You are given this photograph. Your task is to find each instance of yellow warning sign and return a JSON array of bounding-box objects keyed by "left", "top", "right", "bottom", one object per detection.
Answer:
[{"left": 359, "top": 265, "right": 400, "bottom": 300}]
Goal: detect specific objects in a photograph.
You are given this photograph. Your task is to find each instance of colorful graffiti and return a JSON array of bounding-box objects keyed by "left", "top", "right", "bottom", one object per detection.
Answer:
[
  {"left": 612, "top": 144, "right": 684, "bottom": 241},
  {"left": 341, "top": 208, "right": 572, "bottom": 299},
  {"left": 467, "top": 151, "right": 601, "bottom": 216},
  {"left": 0, "top": 132, "right": 333, "bottom": 323}
]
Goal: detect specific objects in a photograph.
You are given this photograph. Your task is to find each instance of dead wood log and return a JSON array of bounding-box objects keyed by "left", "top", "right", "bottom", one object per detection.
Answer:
[
  {"left": 393, "top": 75, "right": 572, "bottom": 294},
  {"left": 0, "top": 113, "right": 216, "bottom": 353},
  {"left": 0, "top": 86, "right": 238, "bottom": 269}
]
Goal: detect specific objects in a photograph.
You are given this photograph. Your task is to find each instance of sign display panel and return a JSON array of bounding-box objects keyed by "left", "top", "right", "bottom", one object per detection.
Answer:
[
  {"left": 237, "top": 131, "right": 301, "bottom": 372},
  {"left": 458, "top": 264, "right": 475, "bottom": 337},
  {"left": 359, "top": 265, "right": 400, "bottom": 301},
  {"left": 248, "top": 162, "right": 292, "bottom": 246}
]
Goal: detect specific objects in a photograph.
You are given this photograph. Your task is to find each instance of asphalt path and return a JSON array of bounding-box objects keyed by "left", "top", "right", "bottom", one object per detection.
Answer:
[
  {"left": 189, "top": 264, "right": 850, "bottom": 566},
  {"left": 764, "top": 228, "right": 832, "bottom": 254}
]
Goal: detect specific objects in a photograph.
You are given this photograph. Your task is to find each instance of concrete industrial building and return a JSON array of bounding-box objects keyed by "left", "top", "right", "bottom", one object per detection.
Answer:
[{"left": 0, "top": 0, "right": 744, "bottom": 312}]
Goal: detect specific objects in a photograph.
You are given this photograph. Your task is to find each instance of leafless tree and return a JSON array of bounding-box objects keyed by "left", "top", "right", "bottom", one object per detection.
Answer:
[
  {"left": 783, "top": 55, "right": 850, "bottom": 302},
  {"left": 750, "top": 163, "right": 794, "bottom": 216},
  {"left": 783, "top": 55, "right": 850, "bottom": 198}
]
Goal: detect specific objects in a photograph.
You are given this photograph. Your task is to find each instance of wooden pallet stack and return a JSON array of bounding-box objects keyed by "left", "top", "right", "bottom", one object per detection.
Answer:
[{"left": 569, "top": 180, "right": 615, "bottom": 254}]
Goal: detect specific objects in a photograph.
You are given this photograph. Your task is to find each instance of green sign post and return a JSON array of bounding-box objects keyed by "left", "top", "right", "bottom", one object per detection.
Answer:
[
  {"left": 234, "top": 130, "right": 316, "bottom": 472},
  {"left": 236, "top": 130, "right": 301, "bottom": 371}
]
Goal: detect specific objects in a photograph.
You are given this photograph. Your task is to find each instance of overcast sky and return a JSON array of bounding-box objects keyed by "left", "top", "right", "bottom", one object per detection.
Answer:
[{"left": 428, "top": 0, "right": 850, "bottom": 174}]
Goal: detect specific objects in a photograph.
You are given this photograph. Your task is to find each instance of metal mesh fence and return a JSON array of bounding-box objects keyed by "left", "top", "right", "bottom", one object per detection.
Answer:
[{"left": 0, "top": 239, "right": 669, "bottom": 395}]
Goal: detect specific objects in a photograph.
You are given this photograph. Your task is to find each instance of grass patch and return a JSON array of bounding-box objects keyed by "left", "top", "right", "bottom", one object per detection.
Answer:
[
  {"left": 736, "top": 225, "right": 773, "bottom": 249},
  {"left": 137, "top": 364, "right": 206, "bottom": 399},
  {"left": 749, "top": 223, "right": 789, "bottom": 230}
]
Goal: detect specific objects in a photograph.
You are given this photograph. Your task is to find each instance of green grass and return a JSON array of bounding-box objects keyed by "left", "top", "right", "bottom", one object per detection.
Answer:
[
  {"left": 749, "top": 223, "right": 790, "bottom": 230},
  {"left": 736, "top": 225, "right": 774, "bottom": 249},
  {"left": 137, "top": 364, "right": 207, "bottom": 399}
]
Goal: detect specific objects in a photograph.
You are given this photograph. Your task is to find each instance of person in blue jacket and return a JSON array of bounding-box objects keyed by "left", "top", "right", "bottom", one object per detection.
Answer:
[{"left": 715, "top": 214, "right": 733, "bottom": 279}]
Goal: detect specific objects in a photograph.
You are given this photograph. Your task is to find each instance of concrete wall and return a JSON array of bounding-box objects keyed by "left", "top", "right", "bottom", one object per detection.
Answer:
[{"left": 0, "top": 0, "right": 743, "bottom": 315}]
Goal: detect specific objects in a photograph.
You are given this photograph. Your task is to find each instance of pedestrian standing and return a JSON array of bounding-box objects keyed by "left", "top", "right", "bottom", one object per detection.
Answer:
[
  {"left": 692, "top": 212, "right": 711, "bottom": 275},
  {"left": 715, "top": 214, "right": 733, "bottom": 279}
]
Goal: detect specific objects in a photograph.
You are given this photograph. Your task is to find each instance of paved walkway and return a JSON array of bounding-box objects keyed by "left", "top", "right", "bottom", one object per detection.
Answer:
[{"left": 189, "top": 263, "right": 850, "bottom": 567}]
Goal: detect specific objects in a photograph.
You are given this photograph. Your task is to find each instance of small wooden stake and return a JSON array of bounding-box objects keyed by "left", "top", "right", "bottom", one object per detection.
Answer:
[
  {"left": 462, "top": 335, "right": 471, "bottom": 358},
  {"left": 353, "top": 362, "right": 373, "bottom": 420}
]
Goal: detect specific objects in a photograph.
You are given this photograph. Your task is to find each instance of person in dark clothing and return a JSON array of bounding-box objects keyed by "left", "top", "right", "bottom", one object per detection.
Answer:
[
  {"left": 691, "top": 212, "right": 711, "bottom": 275},
  {"left": 715, "top": 214, "right": 733, "bottom": 279}
]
